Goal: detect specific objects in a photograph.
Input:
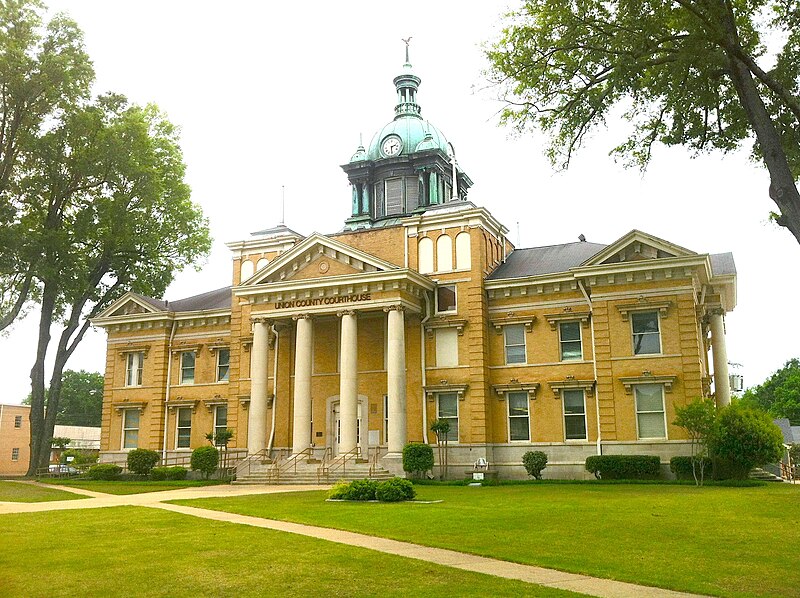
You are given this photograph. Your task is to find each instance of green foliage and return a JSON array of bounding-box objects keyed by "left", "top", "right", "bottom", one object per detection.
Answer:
[
  {"left": 673, "top": 398, "right": 718, "bottom": 485},
  {"left": 126, "top": 449, "right": 160, "bottom": 475},
  {"left": 402, "top": 443, "right": 434, "bottom": 478},
  {"left": 343, "top": 479, "right": 378, "bottom": 501},
  {"left": 484, "top": 0, "right": 800, "bottom": 242},
  {"left": 522, "top": 451, "right": 548, "bottom": 479},
  {"left": 150, "top": 466, "right": 188, "bottom": 481},
  {"left": 585, "top": 455, "right": 661, "bottom": 480},
  {"left": 23, "top": 370, "right": 104, "bottom": 426},
  {"left": 375, "top": 478, "right": 416, "bottom": 502},
  {"left": 670, "top": 456, "right": 713, "bottom": 480},
  {"left": 87, "top": 463, "right": 122, "bottom": 480},
  {"left": 51, "top": 437, "right": 71, "bottom": 450},
  {"left": 709, "top": 403, "right": 784, "bottom": 479},
  {"left": 59, "top": 449, "right": 97, "bottom": 466},
  {"left": 190, "top": 446, "right": 219, "bottom": 479},
  {"left": 430, "top": 419, "right": 451, "bottom": 438},
  {"left": 740, "top": 358, "right": 800, "bottom": 423},
  {"left": 327, "top": 482, "right": 350, "bottom": 500},
  {"left": 790, "top": 444, "right": 800, "bottom": 463},
  {"left": 206, "top": 429, "right": 234, "bottom": 447}
]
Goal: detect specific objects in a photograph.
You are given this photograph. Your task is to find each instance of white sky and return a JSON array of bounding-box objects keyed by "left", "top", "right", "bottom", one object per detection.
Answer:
[{"left": 1, "top": 1, "right": 797, "bottom": 404}]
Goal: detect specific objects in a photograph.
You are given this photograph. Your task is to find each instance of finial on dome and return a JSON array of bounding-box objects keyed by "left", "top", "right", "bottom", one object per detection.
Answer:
[{"left": 402, "top": 36, "right": 412, "bottom": 65}]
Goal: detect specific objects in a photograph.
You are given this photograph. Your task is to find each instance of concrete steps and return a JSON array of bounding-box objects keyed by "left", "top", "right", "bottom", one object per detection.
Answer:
[
  {"left": 749, "top": 467, "right": 785, "bottom": 483},
  {"left": 233, "top": 459, "right": 393, "bottom": 485}
]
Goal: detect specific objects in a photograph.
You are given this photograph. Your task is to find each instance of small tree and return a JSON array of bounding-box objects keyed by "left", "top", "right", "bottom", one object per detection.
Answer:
[
  {"left": 402, "top": 443, "right": 434, "bottom": 479},
  {"left": 191, "top": 446, "right": 219, "bottom": 479},
  {"left": 522, "top": 451, "right": 548, "bottom": 480},
  {"left": 430, "top": 419, "right": 451, "bottom": 480},
  {"left": 206, "top": 428, "right": 234, "bottom": 469},
  {"left": 709, "top": 403, "right": 784, "bottom": 479},
  {"left": 673, "top": 398, "right": 717, "bottom": 486},
  {"left": 127, "top": 449, "right": 160, "bottom": 476}
]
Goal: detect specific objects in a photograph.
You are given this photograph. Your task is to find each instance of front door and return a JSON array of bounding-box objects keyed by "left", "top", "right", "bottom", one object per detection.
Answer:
[{"left": 331, "top": 402, "right": 362, "bottom": 456}]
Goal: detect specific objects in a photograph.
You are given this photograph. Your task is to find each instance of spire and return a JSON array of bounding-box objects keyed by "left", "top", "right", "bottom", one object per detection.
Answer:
[{"left": 394, "top": 37, "right": 422, "bottom": 119}]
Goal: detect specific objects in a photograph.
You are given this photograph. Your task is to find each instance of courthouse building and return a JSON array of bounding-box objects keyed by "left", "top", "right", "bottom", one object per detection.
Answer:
[{"left": 93, "top": 55, "right": 737, "bottom": 479}]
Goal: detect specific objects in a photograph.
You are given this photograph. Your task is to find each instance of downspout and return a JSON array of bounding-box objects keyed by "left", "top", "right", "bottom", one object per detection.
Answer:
[
  {"left": 161, "top": 320, "right": 178, "bottom": 462},
  {"left": 421, "top": 292, "right": 432, "bottom": 444},
  {"left": 267, "top": 324, "right": 279, "bottom": 453},
  {"left": 577, "top": 280, "right": 602, "bottom": 456}
]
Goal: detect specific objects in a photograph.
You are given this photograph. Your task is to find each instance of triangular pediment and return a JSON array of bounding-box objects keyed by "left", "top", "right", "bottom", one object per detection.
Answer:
[
  {"left": 582, "top": 230, "right": 695, "bottom": 267},
  {"left": 96, "top": 292, "right": 166, "bottom": 319},
  {"left": 243, "top": 233, "right": 400, "bottom": 286}
]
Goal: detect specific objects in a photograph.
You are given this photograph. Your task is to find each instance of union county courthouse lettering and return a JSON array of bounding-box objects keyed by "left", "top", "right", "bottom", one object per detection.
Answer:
[{"left": 93, "top": 57, "right": 737, "bottom": 479}]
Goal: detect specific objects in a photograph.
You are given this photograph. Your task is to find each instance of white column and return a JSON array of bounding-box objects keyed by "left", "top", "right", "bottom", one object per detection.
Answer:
[
  {"left": 339, "top": 310, "right": 359, "bottom": 454},
  {"left": 709, "top": 308, "right": 731, "bottom": 407},
  {"left": 386, "top": 306, "right": 407, "bottom": 455},
  {"left": 248, "top": 318, "right": 270, "bottom": 454},
  {"left": 291, "top": 315, "right": 313, "bottom": 455}
]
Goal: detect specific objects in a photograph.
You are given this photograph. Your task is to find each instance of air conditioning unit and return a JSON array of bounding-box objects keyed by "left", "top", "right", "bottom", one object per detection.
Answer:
[{"left": 729, "top": 374, "right": 744, "bottom": 393}]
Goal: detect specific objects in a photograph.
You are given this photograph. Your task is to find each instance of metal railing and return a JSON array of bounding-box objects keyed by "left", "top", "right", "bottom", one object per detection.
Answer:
[
  {"left": 268, "top": 447, "right": 314, "bottom": 483},
  {"left": 367, "top": 446, "right": 387, "bottom": 478},
  {"left": 317, "top": 446, "right": 361, "bottom": 483}
]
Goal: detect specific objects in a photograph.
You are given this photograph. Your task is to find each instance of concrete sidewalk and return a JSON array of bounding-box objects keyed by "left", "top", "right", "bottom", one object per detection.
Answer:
[{"left": 1, "top": 481, "right": 704, "bottom": 598}]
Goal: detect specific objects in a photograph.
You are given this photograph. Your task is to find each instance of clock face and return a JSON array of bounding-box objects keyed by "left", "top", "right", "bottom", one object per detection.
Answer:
[{"left": 382, "top": 136, "right": 402, "bottom": 156}]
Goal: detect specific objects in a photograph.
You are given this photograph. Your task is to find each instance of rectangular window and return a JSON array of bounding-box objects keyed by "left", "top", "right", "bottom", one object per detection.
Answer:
[
  {"left": 635, "top": 384, "right": 667, "bottom": 439},
  {"left": 436, "top": 393, "right": 459, "bottom": 443},
  {"left": 632, "top": 311, "right": 661, "bottom": 355},
  {"left": 436, "top": 285, "right": 457, "bottom": 313},
  {"left": 385, "top": 177, "right": 403, "bottom": 215},
  {"left": 217, "top": 348, "right": 230, "bottom": 381},
  {"left": 122, "top": 409, "right": 140, "bottom": 449},
  {"left": 383, "top": 395, "right": 389, "bottom": 445},
  {"left": 504, "top": 324, "right": 526, "bottom": 364},
  {"left": 14, "top": 415, "right": 22, "bottom": 428},
  {"left": 11, "top": 448, "right": 19, "bottom": 461},
  {"left": 563, "top": 389, "right": 587, "bottom": 440},
  {"left": 508, "top": 391, "right": 530, "bottom": 441},
  {"left": 176, "top": 407, "right": 192, "bottom": 449},
  {"left": 405, "top": 176, "right": 420, "bottom": 211},
  {"left": 559, "top": 321, "right": 583, "bottom": 361},
  {"left": 180, "top": 351, "right": 196, "bottom": 384},
  {"left": 435, "top": 328, "right": 458, "bottom": 367},
  {"left": 125, "top": 352, "right": 143, "bottom": 387},
  {"left": 213, "top": 405, "right": 228, "bottom": 443}
]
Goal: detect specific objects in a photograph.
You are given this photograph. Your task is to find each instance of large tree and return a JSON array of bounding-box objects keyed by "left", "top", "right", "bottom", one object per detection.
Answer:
[
  {"left": 485, "top": 0, "right": 800, "bottom": 244},
  {"left": 23, "top": 369, "right": 104, "bottom": 426},
  {"left": 740, "top": 358, "right": 800, "bottom": 423}
]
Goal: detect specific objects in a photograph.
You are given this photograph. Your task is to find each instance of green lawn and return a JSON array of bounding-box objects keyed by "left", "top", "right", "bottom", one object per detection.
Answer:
[
  {"left": 43, "top": 478, "right": 228, "bottom": 495},
  {"left": 0, "top": 480, "right": 85, "bottom": 502},
  {"left": 175, "top": 483, "right": 800, "bottom": 597},
  {"left": 0, "top": 506, "right": 575, "bottom": 597}
]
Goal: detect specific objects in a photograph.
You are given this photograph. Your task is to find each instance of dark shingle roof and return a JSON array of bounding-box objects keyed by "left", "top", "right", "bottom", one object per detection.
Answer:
[
  {"left": 774, "top": 419, "right": 794, "bottom": 445},
  {"left": 487, "top": 242, "right": 607, "bottom": 280},
  {"left": 130, "top": 292, "right": 168, "bottom": 311},
  {"left": 168, "top": 287, "right": 231, "bottom": 312},
  {"left": 710, "top": 252, "right": 736, "bottom": 276}
]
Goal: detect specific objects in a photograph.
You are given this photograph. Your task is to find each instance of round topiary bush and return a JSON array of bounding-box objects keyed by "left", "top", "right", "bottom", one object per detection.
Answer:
[
  {"left": 402, "top": 443, "right": 434, "bottom": 479},
  {"left": 343, "top": 479, "right": 378, "bottom": 501},
  {"left": 191, "top": 446, "right": 219, "bottom": 479},
  {"left": 87, "top": 463, "right": 122, "bottom": 480},
  {"left": 127, "top": 449, "right": 160, "bottom": 475},
  {"left": 522, "top": 451, "right": 548, "bottom": 479},
  {"left": 376, "top": 478, "right": 416, "bottom": 502}
]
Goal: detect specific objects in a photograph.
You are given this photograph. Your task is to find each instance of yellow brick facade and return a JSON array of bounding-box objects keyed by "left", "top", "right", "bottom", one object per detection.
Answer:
[{"left": 0, "top": 404, "right": 31, "bottom": 475}]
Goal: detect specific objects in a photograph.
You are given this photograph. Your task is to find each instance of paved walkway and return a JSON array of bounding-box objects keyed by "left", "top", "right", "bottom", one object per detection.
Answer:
[{"left": 1, "top": 481, "right": 703, "bottom": 598}]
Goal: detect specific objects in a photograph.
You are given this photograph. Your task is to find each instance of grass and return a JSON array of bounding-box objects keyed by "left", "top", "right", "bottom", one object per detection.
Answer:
[
  {"left": 174, "top": 483, "right": 800, "bottom": 597},
  {"left": 0, "top": 506, "right": 575, "bottom": 597},
  {"left": 0, "top": 480, "right": 85, "bottom": 502},
  {"left": 43, "top": 478, "right": 228, "bottom": 495}
]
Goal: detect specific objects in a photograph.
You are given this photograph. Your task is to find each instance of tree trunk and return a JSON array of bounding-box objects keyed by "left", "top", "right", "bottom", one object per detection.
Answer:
[{"left": 27, "top": 285, "right": 56, "bottom": 476}]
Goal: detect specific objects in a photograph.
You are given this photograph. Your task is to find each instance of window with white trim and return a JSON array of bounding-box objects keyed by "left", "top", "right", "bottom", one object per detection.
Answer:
[
  {"left": 435, "top": 328, "right": 458, "bottom": 367},
  {"left": 213, "top": 405, "right": 228, "bottom": 442},
  {"left": 11, "top": 448, "right": 19, "bottom": 461},
  {"left": 180, "top": 351, "right": 196, "bottom": 384},
  {"left": 122, "top": 409, "right": 140, "bottom": 449},
  {"left": 507, "top": 391, "right": 530, "bottom": 441},
  {"left": 436, "top": 285, "right": 457, "bottom": 313},
  {"left": 14, "top": 415, "right": 22, "bottom": 428},
  {"left": 504, "top": 324, "right": 526, "bottom": 364},
  {"left": 631, "top": 311, "right": 661, "bottom": 355},
  {"left": 436, "top": 393, "right": 459, "bottom": 442},
  {"left": 125, "top": 352, "right": 143, "bottom": 387},
  {"left": 635, "top": 384, "right": 667, "bottom": 439},
  {"left": 176, "top": 407, "right": 192, "bottom": 448},
  {"left": 217, "top": 348, "right": 230, "bottom": 382},
  {"left": 563, "top": 389, "right": 587, "bottom": 440},
  {"left": 559, "top": 321, "right": 582, "bottom": 361}
]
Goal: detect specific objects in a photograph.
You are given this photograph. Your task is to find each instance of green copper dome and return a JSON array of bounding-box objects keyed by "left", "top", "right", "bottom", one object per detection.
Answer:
[{"left": 366, "top": 117, "right": 449, "bottom": 161}]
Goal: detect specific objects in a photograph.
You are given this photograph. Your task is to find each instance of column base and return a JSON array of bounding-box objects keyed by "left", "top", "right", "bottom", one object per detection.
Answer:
[{"left": 380, "top": 452, "right": 406, "bottom": 478}]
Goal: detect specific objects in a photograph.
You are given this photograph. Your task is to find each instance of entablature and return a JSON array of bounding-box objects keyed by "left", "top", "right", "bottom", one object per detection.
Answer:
[{"left": 619, "top": 374, "right": 677, "bottom": 393}]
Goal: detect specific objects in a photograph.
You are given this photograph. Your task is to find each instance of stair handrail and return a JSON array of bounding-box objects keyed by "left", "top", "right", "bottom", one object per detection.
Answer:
[
  {"left": 272, "top": 447, "right": 314, "bottom": 482},
  {"left": 235, "top": 448, "right": 270, "bottom": 479},
  {"left": 318, "top": 446, "right": 361, "bottom": 483},
  {"left": 368, "top": 446, "right": 386, "bottom": 478}
]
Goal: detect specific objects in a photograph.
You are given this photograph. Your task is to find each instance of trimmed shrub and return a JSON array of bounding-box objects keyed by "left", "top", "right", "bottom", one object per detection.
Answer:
[
  {"left": 191, "top": 446, "right": 219, "bottom": 479},
  {"left": 670, "top": 456, "right": 713, "bottom": 480},
  {"left": 327, "top": 482, "right": 350, "bottom": 500},
  {"left": 522, "top": 451, "right": 548, "bottom": 479},
  {"left": 127, "top": 449, "right": 160, "bottom": 475},
  {"left": 343, "top": 479, "right": 378, "bottom": 501},
  {"left": 402, "top": 443, "right": 434, "bottom": 478},
  {"left": 87, "top": 463, "right": 122, "bottom": 480},
  {"left": 708, "top": 403, "right": 784, "bottom": 479},
  {"left": 585, "top": 455, "right": 661, "bottom": 480},
  {"left": 376, "top": 478, "right": 416, "bottom": 502},
  {"left": 151, "top": 466, "right": 188, "bottom": 481}
]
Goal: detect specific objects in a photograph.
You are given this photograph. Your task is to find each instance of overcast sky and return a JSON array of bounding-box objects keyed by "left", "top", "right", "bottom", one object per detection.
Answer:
[{"left": 2, "top": 1, "right": 797, "bottom": 404}]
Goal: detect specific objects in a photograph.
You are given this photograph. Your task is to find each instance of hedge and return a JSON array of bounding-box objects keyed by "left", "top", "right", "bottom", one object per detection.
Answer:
[
  {"left": 327, "top": 478, "right": 416, "bottom": 502},
  {"left": 87, "top": 463, "right": 122, "bottom": 480},
  {"left": 669, "top": 456, "right": 713, "bottom": 480},
  {"left": 127, "top": 449, "right": 160, "bottom": 475},
  {"left": 585, "top": 455, "right": 661, "bottom": 479},
  {"left": 151, "top": 466, "right": 188, "bottom": 481}
]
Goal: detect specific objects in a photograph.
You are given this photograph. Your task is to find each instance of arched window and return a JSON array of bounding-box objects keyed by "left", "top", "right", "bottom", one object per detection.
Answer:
[
  {"left": 418, "top": 237, "right": 434, "bottom": 274},
  {"left": 437, "top": 234, "right": 453, "bottom": 272},
  {"left": 240, "top": 260, "right": 254, "bottom": 281},
  {"left": 455, "top": 232, "right": 471, "bottom": 270},
  {"left": 256, "top": 258, "right": 269, "bottom": 271}
]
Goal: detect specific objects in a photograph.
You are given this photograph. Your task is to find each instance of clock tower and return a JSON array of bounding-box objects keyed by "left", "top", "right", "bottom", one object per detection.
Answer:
[{"left": 341, "top": 46, "right": 473, "bottom": 229}]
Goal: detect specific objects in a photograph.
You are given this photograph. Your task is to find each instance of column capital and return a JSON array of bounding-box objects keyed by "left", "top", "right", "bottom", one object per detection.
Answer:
[
  {"left": 707, "top": 306, "right": 725, "bottom": 317},
  {"left": 383, "top": 304, "right": 405, "bottom": 313},
  {"left": 292, "top": 313, "right": 312, "bottom": 321},
  {"left": 336, "top": 309, "right": 357, "bottom": 318},
  {"left": 251, "top": 315, "right": 271, "bottom": 325}
]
